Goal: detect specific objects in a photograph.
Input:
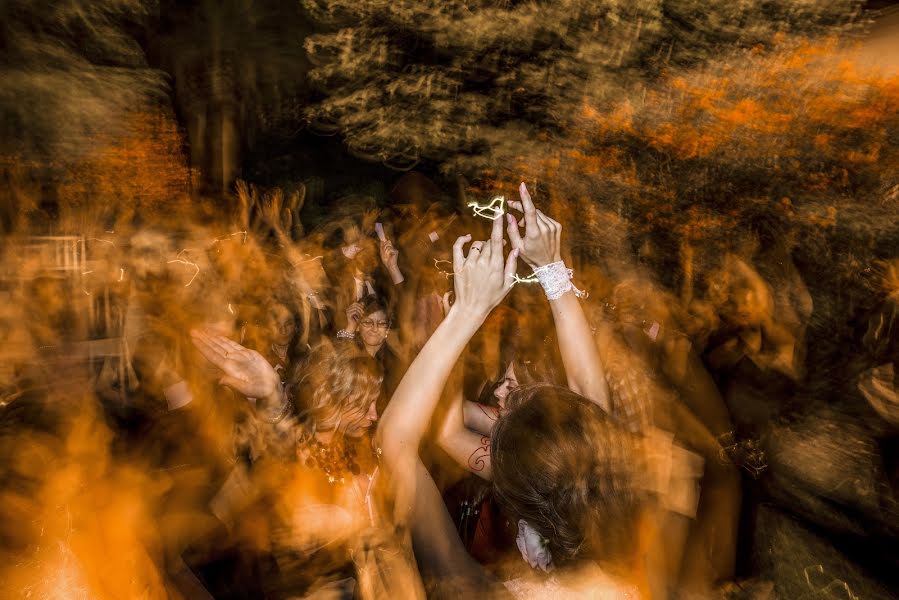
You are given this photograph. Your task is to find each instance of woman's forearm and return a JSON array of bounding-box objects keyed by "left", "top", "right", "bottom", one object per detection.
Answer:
[
  {"left": 550, "top": 292, "right": 610, "bottom": 411},
  {"left": 378, "top": 307, "right": 483, "bottom": 462},
  {"left": 462, "top": 400, "right": 500, "bottom": 436}
]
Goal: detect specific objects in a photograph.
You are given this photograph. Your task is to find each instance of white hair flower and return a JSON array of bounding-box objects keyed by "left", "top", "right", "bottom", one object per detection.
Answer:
[{"left": 516, "top": 519, "right": 555, "bottom": 572}]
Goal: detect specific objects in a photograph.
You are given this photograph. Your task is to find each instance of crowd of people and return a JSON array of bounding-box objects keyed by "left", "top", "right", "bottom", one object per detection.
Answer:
[{"left": 1, "top": 169, "right": 897, "bottom": 600}]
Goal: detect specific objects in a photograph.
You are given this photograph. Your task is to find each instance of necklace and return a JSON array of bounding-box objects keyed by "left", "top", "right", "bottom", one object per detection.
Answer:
[{"left": 299, "top": 434, "right": 362, "bottom": 485}]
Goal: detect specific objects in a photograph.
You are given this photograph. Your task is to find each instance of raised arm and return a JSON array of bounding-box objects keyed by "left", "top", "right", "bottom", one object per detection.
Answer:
[
  {"left": 377, "top": 216, "right": 517, "bottom": 509},
  {"left": 436, "top": 373, "right": 495, "bottom": 480},
  {"left": 507, "top": 182, "right": 610, "bottom": 411}
]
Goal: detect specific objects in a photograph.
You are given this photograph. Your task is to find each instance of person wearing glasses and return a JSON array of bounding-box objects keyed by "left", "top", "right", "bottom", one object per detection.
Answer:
[{"left": 337, "top": 293, "right": 406, "bottom": 414}]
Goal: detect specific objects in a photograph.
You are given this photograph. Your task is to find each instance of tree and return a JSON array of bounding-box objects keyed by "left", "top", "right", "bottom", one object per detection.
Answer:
[{"left": 299, "top": 0, "right": 864, "bottom": 174}]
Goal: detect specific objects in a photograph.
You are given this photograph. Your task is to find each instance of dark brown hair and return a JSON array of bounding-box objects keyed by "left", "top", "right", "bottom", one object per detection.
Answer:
[
  {"left": 360, "top": 293, "right": 393, "bottom": 327},
  {"left": 491, "top": 384, "right": 645, "bottom": 567}
]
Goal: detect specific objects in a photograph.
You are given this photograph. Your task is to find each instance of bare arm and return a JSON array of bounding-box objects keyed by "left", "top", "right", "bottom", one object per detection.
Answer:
[
  {"left": 463, "top": 401, "right": 500, "bottom": 436},
  {"left": 436, "top": 382, "right": 494, "bottom": 480},
  {"left": 377, "top": 216, "right": 517, "bottom": 520},
  {"left": 508, "top": 182, "right": 610, "bottom": 411}
]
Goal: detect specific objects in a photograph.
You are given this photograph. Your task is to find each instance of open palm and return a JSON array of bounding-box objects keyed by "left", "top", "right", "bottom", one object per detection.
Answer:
[{"left": 190, "top": 330, "right": 280, "bottom": 399}]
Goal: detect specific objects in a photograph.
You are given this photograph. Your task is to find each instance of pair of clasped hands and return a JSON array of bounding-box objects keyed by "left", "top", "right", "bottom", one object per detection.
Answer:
[{"left": 190, "top": 182, "right": 563, "bottom": 401}]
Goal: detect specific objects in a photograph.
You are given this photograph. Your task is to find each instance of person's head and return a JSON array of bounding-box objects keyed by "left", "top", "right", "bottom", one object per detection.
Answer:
[
  {"left": 266, "top": 301, "right": 297, "bottom": 348},
  {"left": 491, "top": 384, "right": 645, "bottom": 569},
  {"left": 478, "top": 352, "right": 543, "bottom": 411},
  {"left": 492, "top": 362, "right": 519, "bottom": 407},
  {"left": 479, "top": 361, "right": 524, "bottom": 410},
  {"left": 291, "top": 342, "right": 383, "bottom": 437},
  {"left": 358, "top": 294, "right": 392, "bottom": 350}
]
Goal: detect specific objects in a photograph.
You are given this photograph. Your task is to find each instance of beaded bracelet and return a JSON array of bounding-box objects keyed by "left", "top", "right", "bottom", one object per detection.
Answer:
[{"left": 336, "top": 329, "right": 356, "bottom": 339}]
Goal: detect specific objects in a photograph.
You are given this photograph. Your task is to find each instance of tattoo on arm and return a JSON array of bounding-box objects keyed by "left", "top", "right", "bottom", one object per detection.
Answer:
[{"left": 468, "top": 436, "right": 491, "bottom": 472}]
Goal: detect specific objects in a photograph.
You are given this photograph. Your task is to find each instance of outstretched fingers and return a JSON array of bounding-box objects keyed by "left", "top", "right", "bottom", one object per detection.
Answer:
[{"left": 190, "top": 331, "right": 228, "bottom": 367}]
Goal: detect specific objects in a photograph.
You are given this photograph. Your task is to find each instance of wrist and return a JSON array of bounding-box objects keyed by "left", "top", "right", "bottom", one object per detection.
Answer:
[
  {"left": 532, "top": 260, "right": 587, "bottom": 301},
  {"left": 531, "top": 253, "right": 562, "bottom": 268},
  {"left": 388, "top": 266, "right": 405, "bottom": 285},
  {"left": 261, "top": 380, "right": 283, "bottom": 408},
  {"left": 445, "top": 303, "right": 488, "bottom": 334}
]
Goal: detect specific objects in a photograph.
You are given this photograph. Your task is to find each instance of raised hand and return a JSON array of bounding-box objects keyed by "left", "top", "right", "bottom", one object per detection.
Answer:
[
  {"left": 260, "top": 189, "right": 287, "bottom": 234},
  {"left": 379, "top": 239, "right": 405, "bottom": 284},
  {"left": 451, "top": 213, "right": 518, "bottom": 320},
  {"left": 506, "top": 182, "right": 562, "bottom": 269},
  {"left": 345, "top": 302, "right": 364, "bottom": 333},
  {"left": 379, "top": 239, "right": 399, "bottom": 270},
  {"left": 190, "top": 330, "right": 281, "bottom": 400}
]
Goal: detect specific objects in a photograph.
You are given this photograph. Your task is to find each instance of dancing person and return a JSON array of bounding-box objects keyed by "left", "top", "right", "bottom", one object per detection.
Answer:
[
  {"left": 377, "top": 184, "right": 717, "bottom": 598},
  {"left": 338, "top": 293, "right": 406, "bottom": 414},
  {"left": 435, "top": 183, "right": 609, "bottom": 480},
  {"left": 190, "top": 331, "right": 422, "bottom": 596}
]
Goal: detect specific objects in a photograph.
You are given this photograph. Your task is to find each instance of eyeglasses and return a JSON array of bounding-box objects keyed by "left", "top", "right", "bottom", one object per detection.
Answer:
[{"left": 360, "top": 319, "right": 390, "bottom": 330}]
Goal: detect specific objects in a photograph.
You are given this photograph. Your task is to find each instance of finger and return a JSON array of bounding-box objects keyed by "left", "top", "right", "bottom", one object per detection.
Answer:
[
  {"left": 519, "top": 182, "right": 538, "bottom": 230},
  {"left": 535, "top": 209, "right": 556, "bottom": 228},
  {"left": 505, "top": 248, "right": 520, "bottom": 287},
  {"left": 219, "top": 375, "right": 248, "bottom": 390},
  {"left": 214, "top": 335, "right": 250, "bottom": 355},
  {"left": 507, "top": 202, "right": 526, "bottom": 228},
  {"left": 507, "top": 213, "right": 523, "bottom": 249},
  {"left": 489, "top": 212, "right": 503, "bottom": 265},
  {"left": 191, "top": 334, "right": 228, "bottom": 366},
  {"left": 195, "top": 330, "right": 233, "bottom": 356},
  {"left": 542, "top": 213, "right": 561, "bottom": 243},
  {"left": 535, "top": 211, "right": 553, "bottom": 237},
  {"left": 469, "top": 241, "right": 485, "bottom": 263},
  {"left": 452, "top": 234, "right": 471, "bottom": 273},
  {"left": 543, "top": 213, "right": 561, "bottom": 231}
]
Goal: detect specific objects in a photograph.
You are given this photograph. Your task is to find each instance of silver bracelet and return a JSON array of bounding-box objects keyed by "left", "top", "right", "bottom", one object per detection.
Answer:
[
  {"left": 532, "top": 261, "right": 588, "bottom": 300},
  {"left": 337, "top": 329, "right": 356, "bottom": 339}
]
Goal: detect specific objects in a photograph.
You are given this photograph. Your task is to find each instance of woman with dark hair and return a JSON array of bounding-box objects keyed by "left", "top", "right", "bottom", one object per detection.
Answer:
[
  {"left": 434, "top": 184, "right": 610, "bottom": 481},
  {"left": 376, "top": 184, "right": 715, "bottom": 598},
  {"left": 338, "top": 293, "right": 407, "bottom": 414}
]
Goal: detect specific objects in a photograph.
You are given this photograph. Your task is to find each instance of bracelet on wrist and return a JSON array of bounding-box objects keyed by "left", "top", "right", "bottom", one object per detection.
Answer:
[
  {"left": 262, "top": 382, "right": 291, "bottom": 424},
  {"left": 264, "top": 397, "right": 291, "bottom": 424},
  {"left": 337, "top": 329, "right": 356, "bottom": 339},
  {"left": 531, "top": 261, "right": 588, "bottom": 300}
]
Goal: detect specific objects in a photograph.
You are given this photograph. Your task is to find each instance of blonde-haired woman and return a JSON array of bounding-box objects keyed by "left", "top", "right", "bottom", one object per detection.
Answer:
[{"left": 189, "top": 333, "right": 412, "bottom": 596}]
